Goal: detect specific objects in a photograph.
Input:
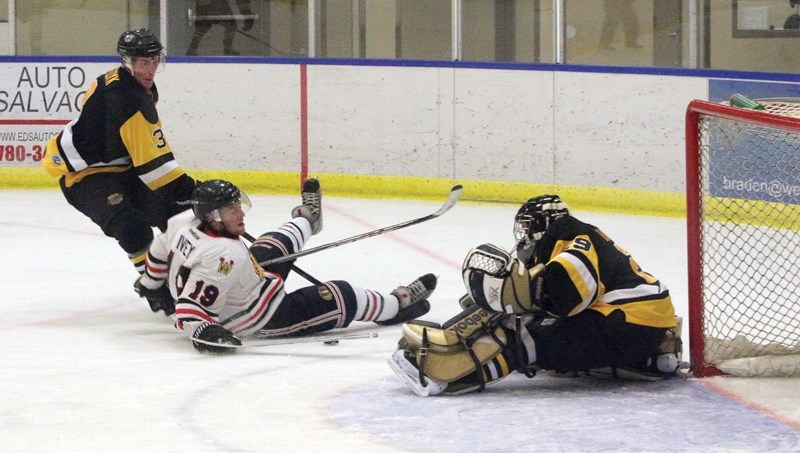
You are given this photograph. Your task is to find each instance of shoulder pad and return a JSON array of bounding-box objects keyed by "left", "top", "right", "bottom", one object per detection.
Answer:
[
  {"left": 547, "top": 215, "right": 591, "bottom": 239},
  {"left": 101, "top": 68, "right": 123, "bottom": 88}
]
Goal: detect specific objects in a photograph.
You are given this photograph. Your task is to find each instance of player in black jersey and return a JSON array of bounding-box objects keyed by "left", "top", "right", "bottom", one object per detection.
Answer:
[
  {"left": 43, "top": 29, "right": 198, "bottom": 285},
  {"left": 389, "top": 195, "right": 684, "bottom": 396}
]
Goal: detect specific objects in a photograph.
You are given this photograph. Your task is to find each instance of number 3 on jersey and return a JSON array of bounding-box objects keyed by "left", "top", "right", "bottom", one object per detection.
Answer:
[
  {"left": 187, "top": 279, "right": 219, "bottom": 306},
  {"left": 153, "top": 128, "right": 167, "bottom": 149}
]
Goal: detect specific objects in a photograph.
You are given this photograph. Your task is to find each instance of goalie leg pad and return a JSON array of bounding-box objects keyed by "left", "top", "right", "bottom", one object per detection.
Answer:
[
  {"left": 442, "top": 351, "right": 515, "bottom": 395},
  {"left": 390, "top": 305, "right": 523, "bottom": 395},
  {"left": 401, "top": 305, "right": 506, "bottom": 382},
  {"left": 387, "top": 349, "right": 448, "bottom": 397}
]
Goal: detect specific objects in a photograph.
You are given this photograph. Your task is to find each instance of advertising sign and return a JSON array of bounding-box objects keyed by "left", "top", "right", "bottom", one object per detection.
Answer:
[
  {"left": 0, "top": 63, "right": 109, "bottom": 167},
  {"left": 708, "top": 79, "right": 800, "bottom": 205}
]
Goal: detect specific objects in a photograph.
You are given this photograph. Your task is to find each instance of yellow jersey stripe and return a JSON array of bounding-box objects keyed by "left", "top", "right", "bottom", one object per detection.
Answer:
[{"left": 600, "top": 282, "right": 669, "bottom": 304}]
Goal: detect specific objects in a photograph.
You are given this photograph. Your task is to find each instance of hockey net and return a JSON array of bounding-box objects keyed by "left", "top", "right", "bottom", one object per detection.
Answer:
[{"left": 685, "top": 98, "right": 800, "bottom": 377}]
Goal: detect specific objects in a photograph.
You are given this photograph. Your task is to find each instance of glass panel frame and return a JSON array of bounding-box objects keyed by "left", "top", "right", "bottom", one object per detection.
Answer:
[
  {"left": 732, "top": 0, "right": 800, "bottom": 38},
  {"left": 1, "top": 1, "right": 799, "bottom": 76}
]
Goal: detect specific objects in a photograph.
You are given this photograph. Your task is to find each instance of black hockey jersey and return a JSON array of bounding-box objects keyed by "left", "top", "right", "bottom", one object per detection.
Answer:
[
  {"left": 533, "top": 215, "right": 676, "bottom": 328},
  {"left": 43, "top": 67, "right": 186, "bottom": 189}
]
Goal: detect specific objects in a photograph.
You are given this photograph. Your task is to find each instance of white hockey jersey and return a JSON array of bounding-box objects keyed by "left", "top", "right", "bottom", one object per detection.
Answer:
[{"left": 148, "top": 210, "right": 285, "bottom": 338}]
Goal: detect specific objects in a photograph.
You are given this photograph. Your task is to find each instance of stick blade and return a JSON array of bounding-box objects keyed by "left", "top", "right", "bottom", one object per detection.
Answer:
[{"left": 433, "top": 184, "right": 463, "bottom": 216}]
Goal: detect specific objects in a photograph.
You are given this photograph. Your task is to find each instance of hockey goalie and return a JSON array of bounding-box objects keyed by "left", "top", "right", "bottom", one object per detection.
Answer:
[{"left": 389, "top": 195, "right": 684, "bottom": 396}]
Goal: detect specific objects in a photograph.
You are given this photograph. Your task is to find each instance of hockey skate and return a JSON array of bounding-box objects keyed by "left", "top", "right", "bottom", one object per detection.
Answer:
[
  {"left": 577, "top": 316, "right": 686, "bottom": 381},
  {"left": 625, "top": 315, "right": 685, "bottom": 378},
  {"left": 650, "top": 316, "right": 686, "bottom": 375},
  {"left": 291, "top": 177, "right": 322, "bottom": 235},
  {"left": 375, "top": 273, "right": 436, "bottom": 326}
]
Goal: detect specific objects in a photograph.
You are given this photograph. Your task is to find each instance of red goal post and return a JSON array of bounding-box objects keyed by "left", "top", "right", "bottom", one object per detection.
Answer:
[{"left": 685, "top": 98, "right": 800, "bottom": 377}]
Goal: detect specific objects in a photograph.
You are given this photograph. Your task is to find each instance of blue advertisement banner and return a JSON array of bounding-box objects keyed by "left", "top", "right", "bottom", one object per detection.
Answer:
[{"left": 706, "top": 80, "right": 800, "bottom": 205}]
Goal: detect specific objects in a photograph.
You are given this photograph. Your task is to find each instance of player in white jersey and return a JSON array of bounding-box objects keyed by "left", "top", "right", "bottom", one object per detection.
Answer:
[{"left": 135, "top": 178, "right": 436, "bottom": 353}]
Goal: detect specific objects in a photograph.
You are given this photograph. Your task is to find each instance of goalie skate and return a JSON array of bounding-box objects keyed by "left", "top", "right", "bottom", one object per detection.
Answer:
[
  {"left": 387, "top": 349, "right": 448, "bottom": 397},
  {"left": 292, "top": 177, "right": 322, "bottom": 235},
  {"left": 549, "top": 316, "right": 688, "bottom": 381}
]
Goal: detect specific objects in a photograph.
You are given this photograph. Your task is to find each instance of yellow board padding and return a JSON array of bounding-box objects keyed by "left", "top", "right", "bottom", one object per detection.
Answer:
[
  {"left": 700, "top": 197, "right": 800, "bottom": 231},
  {"left": 0, "top": 167, "right": 58, "bottom": 189},
  {"left": 0, "top": 166, "right": 686, "bottom": 217}
]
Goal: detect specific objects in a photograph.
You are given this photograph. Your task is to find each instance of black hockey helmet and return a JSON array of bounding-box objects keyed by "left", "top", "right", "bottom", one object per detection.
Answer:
[
  {"left": 192, "top": 180, "right": 251, "bottom": 222},
  {"left": 117, "top": 29, "right": 163, "bottom": 58},
  {"left": 513, "top": 194, "right": 570, "bottom": 247}
]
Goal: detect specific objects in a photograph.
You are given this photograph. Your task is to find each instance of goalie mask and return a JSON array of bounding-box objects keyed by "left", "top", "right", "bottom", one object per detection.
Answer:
[
  {"left": 192, "top": 180, "right": 251, "bottom": 223},
  {"left": 513, "top": 194, "right": 569, "bottom": 253}
]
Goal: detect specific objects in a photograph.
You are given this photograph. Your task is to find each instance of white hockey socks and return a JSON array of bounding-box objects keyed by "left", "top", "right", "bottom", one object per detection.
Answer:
[{"left": 351, "top": 286, "right": 400, "bottom": 323}]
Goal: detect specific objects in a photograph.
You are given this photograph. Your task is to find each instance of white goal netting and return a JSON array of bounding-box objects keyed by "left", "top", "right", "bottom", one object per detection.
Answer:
[{"left": 687, "top": 97, "right": 800, "bottom": 377}]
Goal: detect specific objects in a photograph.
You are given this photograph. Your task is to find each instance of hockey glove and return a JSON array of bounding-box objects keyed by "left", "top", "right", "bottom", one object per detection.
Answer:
[
  {"left": 462, "top": 243, "right": 545, "bottom": 315},
  {"left": 192, "top": 322, "right": 241, "bottom": 354},
  {"left": 134, "top": 277, "right": 176, "bottom": 316},
  {"left": 164, "top": 173, "right": 199, "bottom": 204}
]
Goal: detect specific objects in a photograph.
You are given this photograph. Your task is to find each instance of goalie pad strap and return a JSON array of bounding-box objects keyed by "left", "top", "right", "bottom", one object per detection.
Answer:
[
  {"left": 458, "top": 332, "right": 487, "bottom": 392},
  {"left": 418, "top": 328, "right": 429, "bottom": 387},
  {"left": 478, "top": 323, "right": 514, "bottom": 390}
]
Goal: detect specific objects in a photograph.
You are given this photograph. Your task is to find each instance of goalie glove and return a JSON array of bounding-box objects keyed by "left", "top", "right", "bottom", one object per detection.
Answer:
[
  {"left": 192, "top": 322, "right": 241, "bottom": 354},
  {"left": 462, "top": 243, "right": 545, "bottom": 315}
]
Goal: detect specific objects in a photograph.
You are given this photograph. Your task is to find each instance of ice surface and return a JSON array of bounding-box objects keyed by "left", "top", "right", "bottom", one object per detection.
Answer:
[{"left": 1, "top": 190, "right": 798, "bottom": 452}]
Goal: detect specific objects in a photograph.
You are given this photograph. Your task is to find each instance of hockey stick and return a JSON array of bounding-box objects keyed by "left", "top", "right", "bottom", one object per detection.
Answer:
[
  {"left": 256, "top": 185, "right": 463, "bottom": 267},
  {"left": 232, "top": 28, "right": 298, "bottom": 56},
  {"left": 193, "top": 330, "right": 378, "bottom": 349},
  {"left": 242, "top": 232, "right": 322, "bottom": 285}
]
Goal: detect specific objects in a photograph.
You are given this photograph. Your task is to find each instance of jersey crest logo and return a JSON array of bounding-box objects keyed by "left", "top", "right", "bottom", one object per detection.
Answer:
[{"left": 217, "top": 257, "right": 234, "bottom": 276}]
